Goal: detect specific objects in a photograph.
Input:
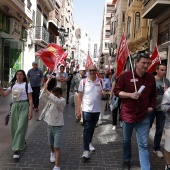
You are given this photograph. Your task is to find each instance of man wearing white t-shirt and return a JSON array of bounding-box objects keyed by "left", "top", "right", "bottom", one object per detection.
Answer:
[{"left": 77, "top": 65, "right": 106, "bottom": 159}]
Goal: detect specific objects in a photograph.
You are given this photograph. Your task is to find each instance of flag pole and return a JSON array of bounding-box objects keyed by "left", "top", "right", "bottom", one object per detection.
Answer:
[
  {"left": 129, "top": 55, "right": 137, "bottom": 92},
  {"left": 39, "top": 53, "right": 65, "bottom": 99}
]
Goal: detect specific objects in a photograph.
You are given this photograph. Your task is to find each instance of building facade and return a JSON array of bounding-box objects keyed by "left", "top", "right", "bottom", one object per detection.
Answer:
[
  {"left": 142, "top": 0, "right": 170, "bottom": 78},
  {"left": 99, "top": 0, "right": 114, "bottom": 69},
  {"left": 0, "top": 0, "right": 75, "bottom": 88},
  {"left": 0, "top": 0, "right": 33, "bottom": 88}
]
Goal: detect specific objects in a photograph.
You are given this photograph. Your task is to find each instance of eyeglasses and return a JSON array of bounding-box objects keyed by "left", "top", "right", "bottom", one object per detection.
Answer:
[
  {"left": 89, "top": 69, "right": 97, "bottom": 72},
  {"left": 99, "top": 73, "right": 104, "bottom": 74}
]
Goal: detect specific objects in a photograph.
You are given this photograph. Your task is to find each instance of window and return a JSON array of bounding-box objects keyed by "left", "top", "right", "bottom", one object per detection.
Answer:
[
  {"left": 129, "top": 0, "right": 133, "bottom": 6},
  {"left": 105, "top": 42, "right": 109, "bottom": 49},
  {"left": 122, "top": 12, "right": 125, "bottom": 22},
  {"left": 27, "top": 0, "right": 32, "bottom": 10},
  {"left": 135, "top": 12, "right": 140, "bottom": 32},
  {"left": 110, "top": 21, "right": 114, "bottom": 35},
  {"left": 105, "top": 30, "right": 110, "bottom": 38},
  {"left": 127, "top": 17, "right": 131, "bottom": 39}
]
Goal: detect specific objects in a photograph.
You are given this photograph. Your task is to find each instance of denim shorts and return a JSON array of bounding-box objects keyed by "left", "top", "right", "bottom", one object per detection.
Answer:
[{"left": 47, "top": 125, "right": 63, "bottom": 148}]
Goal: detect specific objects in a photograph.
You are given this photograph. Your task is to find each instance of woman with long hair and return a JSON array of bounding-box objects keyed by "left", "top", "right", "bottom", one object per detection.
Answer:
[{"left": 0, "top": 70, "right": 33, "bottom": 159}]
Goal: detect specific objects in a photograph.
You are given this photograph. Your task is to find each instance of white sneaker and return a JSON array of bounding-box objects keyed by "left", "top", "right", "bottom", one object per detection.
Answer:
[
  {"left": 50, "top": 152, "right": 56, "bottom": 162},
  {"left": 112, "top": 126, "right": 116, "bottom": 130},
  {"left": 98, "top": 120, "right": 102, "bottom": 125},
  {"left": 153, "top": 150, "right": 164, "bottom": 158},
  {"left": 13, "top": 151, "right": 20, "bottom": 159},
  {"left": 89, "top": 143, "right": 95, "bottom": 151},
  {"left": 82, "top": 150, "right": 90, "bottom": 159},
  {"left": 53, "top": 166, "right": 60, "bottom": 170}
]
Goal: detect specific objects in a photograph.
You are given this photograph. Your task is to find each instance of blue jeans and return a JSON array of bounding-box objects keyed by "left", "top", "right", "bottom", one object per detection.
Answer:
[
  {"left": 83, "top": 112, "right": 100, "bottom": 151},
  {"left": 122, "top": 115, "right": 150, "bottom": 170},
  {"left": 149, "top": 110, "right": 166, "bottom": 151}
]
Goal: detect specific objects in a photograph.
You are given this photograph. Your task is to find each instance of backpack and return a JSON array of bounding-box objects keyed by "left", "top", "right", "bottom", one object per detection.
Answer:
[{"left": 82, "top": 78, "right": 110, "bottom": 100}]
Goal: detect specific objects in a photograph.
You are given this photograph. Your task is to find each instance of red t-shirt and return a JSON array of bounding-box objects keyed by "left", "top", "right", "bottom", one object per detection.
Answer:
[{"left": 114, "top": 70, "right": 156, "bottom": 123}]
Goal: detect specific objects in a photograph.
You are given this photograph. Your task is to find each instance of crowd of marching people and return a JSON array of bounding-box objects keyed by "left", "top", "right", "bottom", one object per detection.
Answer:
[{"left": 1, "top": 52, "right": 170, "bottom": 170}]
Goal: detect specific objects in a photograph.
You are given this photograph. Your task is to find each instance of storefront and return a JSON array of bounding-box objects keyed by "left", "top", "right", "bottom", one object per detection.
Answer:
[{"left": 0, "top": 14, "right": 25, "bottom": 88}]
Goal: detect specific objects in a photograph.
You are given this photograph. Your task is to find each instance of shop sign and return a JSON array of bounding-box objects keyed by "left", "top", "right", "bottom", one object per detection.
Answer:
[{"left": 9, "top": 18, "right": 22, "bottom": 39}]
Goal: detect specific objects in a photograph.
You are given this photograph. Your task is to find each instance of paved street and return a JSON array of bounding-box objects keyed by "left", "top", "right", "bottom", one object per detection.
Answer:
[{"left": 0, "top": 96, "right": 166, "bottom": 170}]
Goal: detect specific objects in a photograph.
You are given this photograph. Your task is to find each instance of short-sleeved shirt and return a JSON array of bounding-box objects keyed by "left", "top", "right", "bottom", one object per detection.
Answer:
[
  {"left": 102, "top": 77, "right": 111, "bottom": 91},
  {"left": 8, "top": 82, "right": 32, "bottom": 101},
  {"left": 27, "top": 68, "right": 43, "bottom": 87},
  {"left": 155, "top": 77, "right": 170, "bottom": 110},
  {"left": 78, "top": 77, "right": 103, "bottom": 112},
  {"left": 56, "top": 72, "right": 68, "bottom": 88},
  {"left": 114, "top": 70, "right": 156, "bottom": 123}
]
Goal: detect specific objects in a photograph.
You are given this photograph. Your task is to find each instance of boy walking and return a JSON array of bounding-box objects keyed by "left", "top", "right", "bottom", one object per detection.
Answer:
[{"left": 39, "top": 84, "right": 66, "bottom": 170}]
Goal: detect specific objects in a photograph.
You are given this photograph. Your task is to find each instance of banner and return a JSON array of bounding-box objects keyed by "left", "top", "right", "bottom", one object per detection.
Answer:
[
  {"left": 115, "top": 32, "right": 130, "bottom": 78},
  {"left": 147, "top": 44, "right": 161, "bottom": 73}
]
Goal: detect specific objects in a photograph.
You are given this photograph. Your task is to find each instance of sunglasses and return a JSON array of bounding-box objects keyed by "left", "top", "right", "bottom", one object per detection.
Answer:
[
  {"left": 99, "top": 73, "right": 104, "bottom": 74},
  {"left": 89, "top": 69, "right": 97, "bottom": 72}
]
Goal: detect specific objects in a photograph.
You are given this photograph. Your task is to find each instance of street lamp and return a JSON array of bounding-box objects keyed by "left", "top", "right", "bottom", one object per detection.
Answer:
[
  {"left": 58, "top": 26, "right": 68, "bottom": 47},
  {"left": 100, "top": 53, "right": 104, "bottom": 69}
]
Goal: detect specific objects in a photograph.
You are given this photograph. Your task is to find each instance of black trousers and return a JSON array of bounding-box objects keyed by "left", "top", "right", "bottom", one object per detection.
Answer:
[
  {"left": 112, "top": 98, "right": 121, "bottom": 125},
  {"left": 66, "top": 84, "right": 71, "bottom": 103},
  {"left": 32, "top": 86, "right": 40, "bottom": 108}
]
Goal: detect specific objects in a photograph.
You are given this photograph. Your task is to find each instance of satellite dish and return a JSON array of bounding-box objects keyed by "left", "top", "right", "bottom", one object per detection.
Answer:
[{"left": 75, "top": 28, "right": 81, "bottom": 39}]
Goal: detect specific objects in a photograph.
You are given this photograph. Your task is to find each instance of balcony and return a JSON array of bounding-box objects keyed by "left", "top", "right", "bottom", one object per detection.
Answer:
[
  {"left": 142, "top": 0, "right": 170, "bottom": 19},
  {"left": 48, "top": 10, "right": 60, "bottom": 34},
  {"left": 135, "top": 26, "right": 148, "bottom": 43},
  {"left": 35, "top": 26, "right": 49, "bottom": 45}
]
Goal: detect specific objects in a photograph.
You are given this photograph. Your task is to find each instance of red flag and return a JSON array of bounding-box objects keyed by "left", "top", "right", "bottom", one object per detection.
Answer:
[
  {"left": 46, "top": 43, "right": 65, "bottom": 57},
  {"left": 85, "top": 54, "right": 93, "bottom": 69},
  {"left": 35, "top": 44, "right": 67, "bottom": 70},
  {"left": 35, "top": 49, "right": 58, "bottom": 70},
  {"left": 115, "top": 32, "right": 130, "bottom": 78},
  {"left": 59, "top": 52, "right": 69, "bottom": 67},
  {"left": 147, "top": 44, "right": 161, "bottom": 73}
]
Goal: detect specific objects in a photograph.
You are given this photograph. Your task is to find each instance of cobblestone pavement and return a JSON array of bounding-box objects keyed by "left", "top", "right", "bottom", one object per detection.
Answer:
[{"left": 0, "top": 97, "right": 166, "bottom": 170}]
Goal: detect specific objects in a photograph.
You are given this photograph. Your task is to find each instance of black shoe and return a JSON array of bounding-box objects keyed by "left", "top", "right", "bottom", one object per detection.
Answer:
[
  {"left": 13, "top": 151, "right": 20, "bottom": 159},
  {"left": 123, "top": 161, "right": 130, "bottom": 170}
]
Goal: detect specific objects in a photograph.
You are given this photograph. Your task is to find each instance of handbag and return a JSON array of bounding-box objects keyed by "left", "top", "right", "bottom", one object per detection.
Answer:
[
  {"left": 101, "top": 93, "right": 110, "bottom": 101},
  {"left": 110, "top": 96, "right": 119, "bottom": 111},
  {"left": 5, "top": 102, "right": 13, "bottom": 126}
]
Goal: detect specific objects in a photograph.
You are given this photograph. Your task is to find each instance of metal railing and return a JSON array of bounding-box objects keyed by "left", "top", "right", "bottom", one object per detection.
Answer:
[
  {"left": 158, "top": 29, "right": 170, "bottom": 45},
  {"left": 35, "top": 26, "right": 49, "bottom": 43}
]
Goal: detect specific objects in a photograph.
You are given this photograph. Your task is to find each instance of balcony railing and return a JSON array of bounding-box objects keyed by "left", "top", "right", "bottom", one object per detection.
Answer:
[
  {"left": 35, "top": 26, "right": 49, "bottom": 43},
  {"left": 158, "top": 29, "right": 170, "bottom": 45}
]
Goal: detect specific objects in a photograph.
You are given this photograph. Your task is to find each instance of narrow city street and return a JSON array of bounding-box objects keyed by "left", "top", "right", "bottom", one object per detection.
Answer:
[{"left": 0, "top": 96, "right": 165, "bottom": 170}]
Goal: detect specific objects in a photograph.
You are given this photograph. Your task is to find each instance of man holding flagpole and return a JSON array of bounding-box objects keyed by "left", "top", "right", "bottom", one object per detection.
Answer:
[{"left": 114, "top": 53, "right": 157, "bottom": 170}]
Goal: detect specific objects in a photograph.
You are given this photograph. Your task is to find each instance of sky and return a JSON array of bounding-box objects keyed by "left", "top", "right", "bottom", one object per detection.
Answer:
[{"left": 73, "top": 0, "right": 106, "bottom": 43}]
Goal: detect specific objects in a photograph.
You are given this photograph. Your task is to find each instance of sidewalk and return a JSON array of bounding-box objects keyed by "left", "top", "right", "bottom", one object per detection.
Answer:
[{"left": 0, "top": 97, "right": 166, "bottom": 170}]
